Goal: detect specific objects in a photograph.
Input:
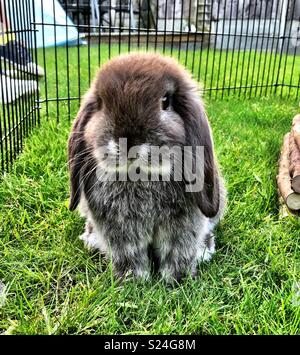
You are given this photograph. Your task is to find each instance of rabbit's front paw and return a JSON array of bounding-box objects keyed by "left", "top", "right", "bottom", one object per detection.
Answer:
[
  {"left": 197, "top": 233, "right": 215, "bottom": 262},
  {"left": 79, "top": 222, "right": 107, "bottom": 252}
]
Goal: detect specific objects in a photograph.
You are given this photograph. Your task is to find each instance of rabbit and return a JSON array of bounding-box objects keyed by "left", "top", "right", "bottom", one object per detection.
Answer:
[{"left": 68, "top": 52, "right": 226, "bottom": 282}]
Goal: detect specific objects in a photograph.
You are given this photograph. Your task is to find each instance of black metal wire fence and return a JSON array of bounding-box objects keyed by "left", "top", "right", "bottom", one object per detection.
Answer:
[
  {"left": 0, "top": 0, "right": 39, "bottom": 173},
  {"left": 1, "top": 0, "right": 300, "bottom": 173}
]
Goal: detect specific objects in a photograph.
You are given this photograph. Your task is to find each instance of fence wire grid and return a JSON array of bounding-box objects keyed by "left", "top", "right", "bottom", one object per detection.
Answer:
[{"left": 1, "top": 0, "right": 300, "bottom": 173}]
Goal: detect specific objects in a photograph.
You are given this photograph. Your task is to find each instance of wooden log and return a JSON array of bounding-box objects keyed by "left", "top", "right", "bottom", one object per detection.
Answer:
[
  {"left": 278, "top": 191, "right": 300, "bottom": 218},
  {"left": 292, "top": 114, "right": 300, "bottom": 148},
  {"left": 289, "top": 131, "right": 300, "bottom": 193},
  {"left": 277, "top": 133, "right": 300, "bottom": 210}
]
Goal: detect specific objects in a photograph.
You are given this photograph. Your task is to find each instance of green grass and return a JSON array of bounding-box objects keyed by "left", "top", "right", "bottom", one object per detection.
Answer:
[
  {"left": 39, "top": 43, "right": 300, "bottom": 105},
  {"left": 1, "top": 45, "right": 300, "bottom": 334}
]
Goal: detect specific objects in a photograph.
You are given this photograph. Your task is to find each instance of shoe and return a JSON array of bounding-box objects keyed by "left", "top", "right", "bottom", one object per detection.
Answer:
[
  {"left": 0, "top": 72, "right": 38, "bottom": 104},
  {"left": 0, "top": 41, "right": 44, "bottom": 78}
]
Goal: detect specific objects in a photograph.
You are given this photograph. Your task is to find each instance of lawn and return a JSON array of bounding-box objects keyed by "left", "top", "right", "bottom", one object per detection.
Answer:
[
  {"left": 39, "top": 43, "right": 300, "bottom": 109},
  {"left": 0, "top": 44, "right": 300, "bottom": 334}
]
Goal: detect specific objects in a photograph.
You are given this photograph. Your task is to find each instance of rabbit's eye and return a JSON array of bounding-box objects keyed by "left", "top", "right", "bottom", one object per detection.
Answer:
[{"left": 161, "top": 93, "right": 171, "bottom": 110}]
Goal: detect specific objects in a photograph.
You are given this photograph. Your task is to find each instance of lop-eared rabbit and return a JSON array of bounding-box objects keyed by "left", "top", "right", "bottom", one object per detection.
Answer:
[{"left": 68, "top": 53, "right": 226, "bottom": 282}]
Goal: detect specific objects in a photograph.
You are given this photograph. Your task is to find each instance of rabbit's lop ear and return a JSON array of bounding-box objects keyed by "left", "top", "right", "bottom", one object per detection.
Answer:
[
  {"left": 181, "top": 94, "right": 220, "bottom": 218},
  {"left": 68, "top": 92, "right": 98, "bottom": 211}
]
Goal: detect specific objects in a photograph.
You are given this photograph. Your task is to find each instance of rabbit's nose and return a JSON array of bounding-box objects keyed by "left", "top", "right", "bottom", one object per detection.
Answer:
[
  {"left": 126, "top": 136, "right": 139, "bottom": 151},
  {"left": 116, "top": 134, "right": 141, "bottom": 152}
]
